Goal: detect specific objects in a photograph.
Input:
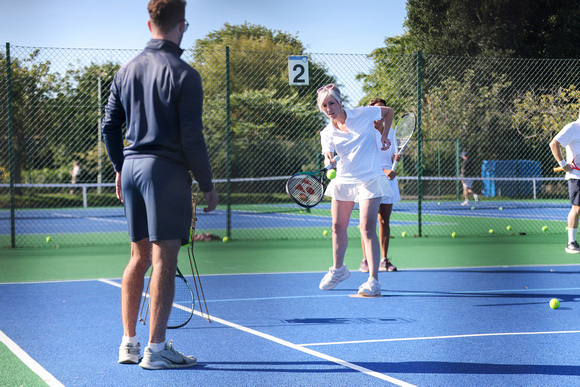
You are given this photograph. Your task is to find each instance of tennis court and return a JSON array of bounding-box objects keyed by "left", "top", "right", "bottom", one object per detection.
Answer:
[{"left": 1, "top": 234, "right": 579, "bottom": 386}]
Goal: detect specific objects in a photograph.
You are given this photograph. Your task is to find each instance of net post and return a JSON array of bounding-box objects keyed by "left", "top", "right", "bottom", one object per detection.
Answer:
[
  {"left": 225, "top": 46, "right": 231, "bottom": 239},
  {"left": 6, "top": 42, "right": 16, "bottom": 248},
  {"left": 82, "top": 185, "right": 88, "bottom": 208}
]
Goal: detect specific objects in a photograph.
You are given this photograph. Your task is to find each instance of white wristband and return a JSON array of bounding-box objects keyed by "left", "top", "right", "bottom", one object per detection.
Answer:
[{"left": 559, "top": 159, "right": 568, "bottom": 168}]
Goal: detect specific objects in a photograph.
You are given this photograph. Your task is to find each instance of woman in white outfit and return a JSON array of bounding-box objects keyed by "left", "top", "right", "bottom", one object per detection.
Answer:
[
  {"left": 359, "top": 98, "right": 401, "bottom": 273},
  {"left": 317, "top": 84, "right": 394, "bottom": 296}
]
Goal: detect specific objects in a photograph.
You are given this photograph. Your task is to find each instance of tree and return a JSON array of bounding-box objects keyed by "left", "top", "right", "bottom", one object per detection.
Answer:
[
  {"left": 190, "top": 23, "right": 335, "bottom": 179},
  {"left": 405, "top": 0, "right": 580, "bottom": 58}
]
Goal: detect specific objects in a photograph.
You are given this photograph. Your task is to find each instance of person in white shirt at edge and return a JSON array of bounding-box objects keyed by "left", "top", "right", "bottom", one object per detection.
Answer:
[
  {"left": 317, "top": 84, "right": 394, "bottom": 296},
  {"left": 359, "top": 98, "right": 401, "bottom": 274},
  {"left": 550, "top": 109, "right": 580, "bottom": 254}
]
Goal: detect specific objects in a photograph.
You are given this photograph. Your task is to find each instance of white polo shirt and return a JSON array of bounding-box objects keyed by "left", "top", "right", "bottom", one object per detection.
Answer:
[
  {"left": 554, "top": 119, "right": 580, "bottom": 180},
  {"left": 320, "top": 106, "right": 385, "bottom": 184}
]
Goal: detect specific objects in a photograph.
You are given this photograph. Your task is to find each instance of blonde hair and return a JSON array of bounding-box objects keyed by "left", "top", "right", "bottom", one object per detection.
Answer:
[{"left": 316, "top": 84, "right": 342, "bottom": 111}]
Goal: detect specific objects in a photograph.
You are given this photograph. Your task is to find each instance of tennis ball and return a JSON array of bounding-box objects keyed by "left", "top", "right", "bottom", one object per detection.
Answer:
[
  {"left": 326, "top": 169, "right": 337, "bottom": 180},
  {"left": 542, "top": 225, "right": 548, "bottom": 232},
  {"left": 451, "top": 232, "right": 457, "bottom": 238},
  {"left": 549, "top": 298, "right": 560, "bottom": 309},
  {"left": 437, "top": 202, "right": 441, "bottom": 205},
  {"left": 506, "top": 225, "right": 512, "bottom": 231},
  {"left": 402, "top": 231, "right": 407, "bottom": 237},
  {"left": 323, "top": 229, "right": 328, "bottom": 236},
  {"left": 499, "top": 207, "right": 503, "bottom": 210},
  {"left": 471, "top": 206, "right": 475, "bottom": 210},
  {"left": 489, "top": 229, "right": 494, "bottom": 234},
  {"left": 222, "top": 236, "right": 229, "bottom": 243},
  {"left": 45, "top": 236, "right": 51, "bottom": 243}
]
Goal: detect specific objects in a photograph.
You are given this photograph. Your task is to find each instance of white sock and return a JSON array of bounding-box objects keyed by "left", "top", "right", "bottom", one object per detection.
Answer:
[
  {"left": 122, "top": 335, "right": 138, "bottom": 346},
  {"left": 569, "top": 228, "right": 577, "bottom": 244},
  {"left": 148, "top": 341, "right": 166, "bottom": 353}
]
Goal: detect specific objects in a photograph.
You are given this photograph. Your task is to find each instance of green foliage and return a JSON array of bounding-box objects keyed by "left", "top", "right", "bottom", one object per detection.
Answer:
[
  {"left": 513, "top": 85, "right": 580, "bottom": 142},
  {"left": 406, "top": 0, "right": 580, "bottom": 58}
]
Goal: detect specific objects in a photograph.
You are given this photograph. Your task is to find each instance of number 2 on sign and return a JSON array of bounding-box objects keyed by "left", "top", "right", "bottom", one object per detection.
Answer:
[{"left": 288, "top": 56, "right": 309, "bottom": 86}]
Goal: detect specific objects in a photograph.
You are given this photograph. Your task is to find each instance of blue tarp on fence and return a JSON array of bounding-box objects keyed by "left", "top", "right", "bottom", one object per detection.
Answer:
[{"left": 481, "top": 160, "right": 542, "bottom": 197}]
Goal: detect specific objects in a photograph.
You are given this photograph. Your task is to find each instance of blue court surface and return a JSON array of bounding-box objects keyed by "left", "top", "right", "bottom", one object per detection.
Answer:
[
  {"left": 1, "top": 266, "right": 579, "bottom": 386},
  {"left": 1, "top": 200, "right": 568, "bottom": 236}
]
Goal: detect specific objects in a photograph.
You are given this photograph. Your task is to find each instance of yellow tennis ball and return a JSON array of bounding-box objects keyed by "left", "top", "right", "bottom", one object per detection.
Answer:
[
  {"left": 489, "top": 229, "right": 494, "bottom": 234},
  {"left": 549, "top": 298, "right": 560, "bottom": 309},
  {"left": 323, "top": 229, "right": 328, "bottom": 236},
  {"left": 222, "top": 236, "right": 229, "bottom": 243},
  {"left": 471, "top": 206, "right": 475, "bottom": 210},
  {"left": 451, "top": 232, "right": 457, "bottom": 238},
  {"left": 401, "top": 231, "right": 407, "bottom": 237},
  {"left": 542, "top": 225, "right": 548, "bottom": 232},
  {"left": 326, "top": 169, "right": 337, "bottom": 180},
  {"left": 45, "top": 236, "right": 51, "bottom": 243},
  {"left": 499, "top": 207, "right": 503, "bottom": 210},
  {"left": 506, "top": 225, "right": 511, "bottom": 231}
]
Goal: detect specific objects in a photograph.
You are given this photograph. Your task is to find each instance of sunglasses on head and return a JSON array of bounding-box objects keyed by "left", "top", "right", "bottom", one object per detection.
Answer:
[{"left": 317, "top": 84, "right": 336, "bottom": 93}]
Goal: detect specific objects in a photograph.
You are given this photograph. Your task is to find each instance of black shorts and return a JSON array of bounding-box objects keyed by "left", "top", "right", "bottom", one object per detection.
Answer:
[
  {"left": 568, "top": 179, "right": 580, "bottom": 206},
  {"left": 122, "top": 157, "right": 192, "bottom": 245}
]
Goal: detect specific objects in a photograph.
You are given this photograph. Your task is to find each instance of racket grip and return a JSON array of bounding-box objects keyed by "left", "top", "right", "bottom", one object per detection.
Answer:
[
  {"left": 392, "top": 160, "right": 398, "bottom": 171},
  {"left": 324, "top": 155, "right": 340, "bottom": 170},
  {"left": 553, "top": 166, "right": 565, "bottom": 172}
]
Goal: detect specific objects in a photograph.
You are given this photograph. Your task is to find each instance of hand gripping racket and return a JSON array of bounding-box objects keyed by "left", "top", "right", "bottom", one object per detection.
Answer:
[
  {"left": 286, "top": 156, "right": 340, "bottom": 208},
  {"left": 391, "top": 113, "right": 417, "bottom": 171},
  {"left": 554, "top": 155, "right": 580, "bottom": 172}
]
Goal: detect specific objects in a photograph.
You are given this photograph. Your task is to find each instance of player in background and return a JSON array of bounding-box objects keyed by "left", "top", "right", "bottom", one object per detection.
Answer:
[
  {"left": 102, "top": 0, "right": 218, "bottom": 369},
  {"left": 460, "top": 151, "right": 479, "bottom": 206},
  {"left": 550, "top": 110, "right": 580, "bottom": 253},
  {"left": 359, "top": 98, "right": 400, "bottom": 273}
]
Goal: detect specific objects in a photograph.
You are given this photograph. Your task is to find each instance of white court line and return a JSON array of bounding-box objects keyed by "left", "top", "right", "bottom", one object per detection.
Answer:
[
  {"left": 298, "top": 330, "right": 580, "bottom": 347},
  {"left": 0, "top": 330, "right": 64, "bottom": 387},
  {"left": 98, "top": 278, "right": 416, "bottom": 387}
]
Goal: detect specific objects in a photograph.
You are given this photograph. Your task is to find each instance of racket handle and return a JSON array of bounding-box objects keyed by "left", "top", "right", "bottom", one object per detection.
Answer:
[
  {"left": 324, "top": 155, "right": 340, "bottom": 170},
  {"left": 392, "top": 160, "right": 398, "bottom": 171},
  {"left": 554, "top": 166, "right": 565, "bottom": 172}
]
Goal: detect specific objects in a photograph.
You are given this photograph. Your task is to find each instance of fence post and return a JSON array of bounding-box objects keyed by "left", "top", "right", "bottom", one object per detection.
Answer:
[
  {"left": 6, "top": 42, "right": 16, "bottom": 248},
  {"left": 455, "top": 139, "right": 461, "bottom": 199},
  {"left": 225, "top": 46, "right": 231, "bottom": 239},
  {"left": 416, "top": 51, "right": 423, "bottom": 237}
]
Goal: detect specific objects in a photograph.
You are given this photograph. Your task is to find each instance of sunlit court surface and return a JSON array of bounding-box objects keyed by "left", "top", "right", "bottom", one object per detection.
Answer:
[{"left": 1, "top": 236, "right": 579, "bottom": 387}]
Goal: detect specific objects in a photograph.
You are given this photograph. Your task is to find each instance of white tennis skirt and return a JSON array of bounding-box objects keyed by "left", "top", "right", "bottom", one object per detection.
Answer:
[
  {"left": 324, "top": 175, "right": 394, "bottom": 203},
  {"left": 381, "top": 176, "right": 401, "bottom": 205}
]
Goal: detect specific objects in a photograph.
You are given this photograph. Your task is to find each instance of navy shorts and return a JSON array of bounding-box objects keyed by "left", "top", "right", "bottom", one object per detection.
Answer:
[
  {"left": 569, "top": 179, "right": 580, "bottom": 206},
  {"left": 122, "top": 157, "right": 192, "bottom": 245}
]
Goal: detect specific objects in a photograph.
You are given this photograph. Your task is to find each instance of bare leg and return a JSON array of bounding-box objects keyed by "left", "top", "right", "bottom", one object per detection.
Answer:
[
  {"left": 359, "top": 197, "right": 382, "bottom": 280},
  {"left": 331, "top": 199, "right": 355, "bottom": 269},
  {"left": 378, "top": 203, "right": 393, "bottom": 259},
  {"left": 568, "top": 205, "right": 580, "bottom": 230},
  {"left": 148, "top": 239, "right": 181, "bottom": 344},
  {"left": 122, "top": 239, "right": 152, "bottom": 338}
]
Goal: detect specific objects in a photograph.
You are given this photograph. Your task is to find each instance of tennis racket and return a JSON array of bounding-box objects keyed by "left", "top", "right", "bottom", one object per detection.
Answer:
[
  {"left": 167, "top": 266, "right": 195, "bottom": 329},
  {"left": 138, "top": 265, "right": 195, "bottom": 329},
  {"left": 187, "top": 189, "right": 211, "bottom": 323},
  {"left": 554, "top": 155, "right": 580, "bottom": 172},
  {"left": 391, "top": 113, "right": 417, "bottom": 171},
  {"left": 286, "top": 156, "right": 340, "bottom": 208}
]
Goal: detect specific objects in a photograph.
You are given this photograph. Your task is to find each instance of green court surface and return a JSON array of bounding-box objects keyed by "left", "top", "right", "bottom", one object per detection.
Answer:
[{"left": 1, "top": 234, "right": 577, "bottom": 283}]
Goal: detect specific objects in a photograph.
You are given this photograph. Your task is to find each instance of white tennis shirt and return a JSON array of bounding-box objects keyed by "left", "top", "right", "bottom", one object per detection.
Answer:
[
  {"left": 554, "top": 119, "right": 580, "bottom": 180},
  {"left": 320, "top": 106, "right": 385, "bottom": 184}
]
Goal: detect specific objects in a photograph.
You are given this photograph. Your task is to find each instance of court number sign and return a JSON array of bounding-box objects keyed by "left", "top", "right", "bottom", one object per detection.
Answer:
[{"left": 288, "top": 56, "right": 309, "bottom": 86}]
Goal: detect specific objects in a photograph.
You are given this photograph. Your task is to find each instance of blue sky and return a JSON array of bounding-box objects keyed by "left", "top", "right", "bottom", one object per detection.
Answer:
[{"left": 1, "top": 0, "right": 407, "bottom": 54}]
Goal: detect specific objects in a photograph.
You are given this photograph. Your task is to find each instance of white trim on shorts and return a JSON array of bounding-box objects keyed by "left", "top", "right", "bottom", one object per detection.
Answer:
[{"left": 324, "top": 175, "right": 393, "bottom": 203}]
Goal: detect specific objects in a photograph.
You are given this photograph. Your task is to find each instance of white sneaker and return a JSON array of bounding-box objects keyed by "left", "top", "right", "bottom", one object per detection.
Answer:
[
  {"left": 118, "top": 342, "right": 141, "bottom": 364},
  {"left": 139, "top": 341, "right": 197, "bottom": 370},
  {"left": 319, "top": 265, "right": 350, "bottom": 290},
  {"left": 358, "top": 277, "right": 381, "bottom": 297},
  {"left": 461, "top": 200, "right": 469, "bottom": 206},
  {"left": 474, "top": 194, "right": 479, "bottom": 203},
  {"left": 565, "top": 241, "right": 580, "bottom": 254}
]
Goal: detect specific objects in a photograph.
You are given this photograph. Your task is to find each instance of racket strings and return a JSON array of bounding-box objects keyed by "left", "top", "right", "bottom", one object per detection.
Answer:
[
  {"left": 287, "top": 174, "right": 324, "bottom": 207},
  {"left": 189, "top": 190, "right": 211, "bottom": 323}
]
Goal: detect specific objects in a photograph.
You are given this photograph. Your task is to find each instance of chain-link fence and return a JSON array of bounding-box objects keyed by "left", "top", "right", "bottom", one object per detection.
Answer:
[{"left": 2, "top": 43, "right": 579, "bottom": 247}]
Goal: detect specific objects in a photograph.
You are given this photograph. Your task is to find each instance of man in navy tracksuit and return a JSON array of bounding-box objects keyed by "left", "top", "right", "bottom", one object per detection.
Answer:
[{"left": 102, "top": 0, "right": 217, "bottom": 370}]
